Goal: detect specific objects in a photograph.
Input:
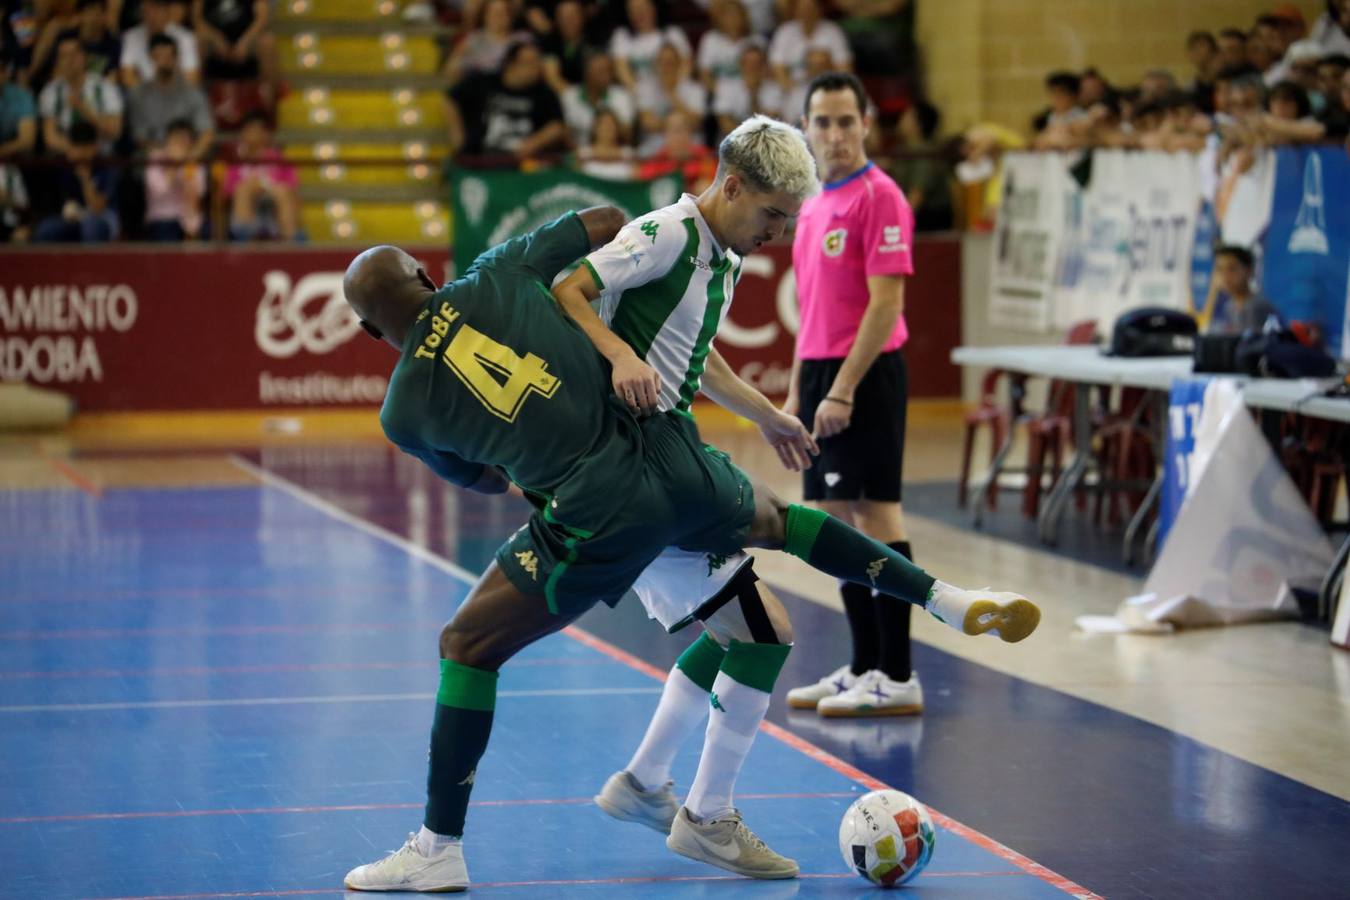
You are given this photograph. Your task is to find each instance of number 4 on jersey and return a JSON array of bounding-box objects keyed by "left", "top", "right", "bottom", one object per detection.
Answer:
[{"left": 444, "top": 324, "right": 561, "bottom": 423}]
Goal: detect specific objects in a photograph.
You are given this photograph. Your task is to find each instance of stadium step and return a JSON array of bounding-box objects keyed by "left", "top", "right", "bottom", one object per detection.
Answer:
[
  {"left": 278, "top": 88, "right": 446, "bottom": 131},
  {"left": 285, "top": 73, "right": 447, "bottom": 91},
  {"left": 302, "top": 199, "right": 450, "bottom": 244},
  {"left": 276, "top": 0, "right": 407, "bottom": 24},
  {"left": 279, "top": 32, "right": 442, "bottom": 77},
  {"left": 284, "top": 141, "right": 447, "bottom": 188}
]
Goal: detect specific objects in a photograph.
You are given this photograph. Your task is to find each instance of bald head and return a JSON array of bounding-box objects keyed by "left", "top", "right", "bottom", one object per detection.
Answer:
[{"left": 343, "top": 245, "right": 434, "bottom": 349}]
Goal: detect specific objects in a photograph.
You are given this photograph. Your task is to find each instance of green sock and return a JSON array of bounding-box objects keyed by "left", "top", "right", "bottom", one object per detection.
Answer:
[
  {"left": 424, "top": 659, "right": 498, "bottom": 837},
  {"left": 675, "top": 632, "right": 727, "bottom": 692},
  {"left": 783, "top": 504, "right": 936, "bottom": 607}
]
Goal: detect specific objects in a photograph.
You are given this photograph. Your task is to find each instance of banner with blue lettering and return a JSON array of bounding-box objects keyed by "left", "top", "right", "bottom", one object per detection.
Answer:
[
  {"left": 1259, "top": 147, "right": 1350, "bottom": 357},
  {"left": 1159, "top": 377, "right": 1211, "bottom": 548},
  {"left": 1189, "top": 199, "right": 1217, "bottom": 317}
]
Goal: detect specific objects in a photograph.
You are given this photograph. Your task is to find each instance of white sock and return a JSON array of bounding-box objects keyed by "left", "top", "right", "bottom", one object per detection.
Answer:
[
  {"left": 625, "top": 664, "right": 710, "bottom": 791},
  {"left": 684, "top": 670, "right": 771, "bottom": 822},
  {"left": 416, "top": 825, "right": 458, "bottom": 857}
]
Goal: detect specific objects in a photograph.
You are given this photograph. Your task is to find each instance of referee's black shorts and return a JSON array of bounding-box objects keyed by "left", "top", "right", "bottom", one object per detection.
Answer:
[{"left": 799, "top": 349, "right": 908, "bottom": 503}]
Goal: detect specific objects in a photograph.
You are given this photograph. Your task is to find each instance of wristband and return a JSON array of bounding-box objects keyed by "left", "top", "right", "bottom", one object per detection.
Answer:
[{"left": 824, "top": 396, "right": 853, "bottom": 406}]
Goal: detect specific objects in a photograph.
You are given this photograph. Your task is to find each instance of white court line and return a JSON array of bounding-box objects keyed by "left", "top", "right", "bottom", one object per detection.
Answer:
[
  {"left": 228, "top": 455, "right": 482, "bottom": 586},
  {"left": 0, "top": 686, "right": 661, "bottom": 714}
]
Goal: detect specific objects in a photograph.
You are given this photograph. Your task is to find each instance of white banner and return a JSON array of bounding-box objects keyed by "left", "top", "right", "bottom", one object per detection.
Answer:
[{"left": 992, "top": 151, "right": 1203, "bottom": 334}]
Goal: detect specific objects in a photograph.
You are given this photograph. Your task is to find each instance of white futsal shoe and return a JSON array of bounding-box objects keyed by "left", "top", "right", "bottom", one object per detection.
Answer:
[
  {"left": 817, "top": 670, "right": 923, "bottom": 718},
  {"left": 667, "top": 807, "right": 799, "bottom": 879},
  {"left": 929, "top": 585, "right": 1041, "bottom": 643},
  {"left": 343, "top": 833, "right": 468, "bottom": 893},
  {"left": 594, "top": 770, "right": 680, "bottom": 833},
  {"left": 785, "top": 664, "right": 858, "bottom": 710}
]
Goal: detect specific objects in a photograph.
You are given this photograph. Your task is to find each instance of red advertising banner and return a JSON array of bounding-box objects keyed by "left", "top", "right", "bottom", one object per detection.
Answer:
[{"left": 0, "top": 237, "right": 959, "bottom": 412}]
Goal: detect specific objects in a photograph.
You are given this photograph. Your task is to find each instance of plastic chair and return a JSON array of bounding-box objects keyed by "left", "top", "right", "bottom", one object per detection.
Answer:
[
  {"left": 1020, "top": 320, "right": 1099, "bottom": 519},
  {"left": 957, "top": 367, "right": 1020, "bottom": 510}
]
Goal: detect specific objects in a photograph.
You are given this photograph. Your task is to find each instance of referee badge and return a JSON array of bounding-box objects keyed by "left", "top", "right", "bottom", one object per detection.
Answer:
[{"left": 822, "top": 228, "right": 847, "bottom": 257}]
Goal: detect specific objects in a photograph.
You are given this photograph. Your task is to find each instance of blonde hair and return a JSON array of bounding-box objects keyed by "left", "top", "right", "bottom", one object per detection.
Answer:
[{"left": 716, "top": 115, "right": 820, "bottom": 200}]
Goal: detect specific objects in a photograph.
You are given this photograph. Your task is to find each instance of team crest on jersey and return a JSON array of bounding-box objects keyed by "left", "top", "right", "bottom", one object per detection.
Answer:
[{"left": 823, "top": 228, "right": 848, "bottom": 257}]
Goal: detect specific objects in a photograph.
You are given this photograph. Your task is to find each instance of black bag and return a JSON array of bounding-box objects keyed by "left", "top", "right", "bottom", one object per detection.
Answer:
[
  {"left": 1193, "top": 334, "right": 1242, "bottom": 373},
  {"left": 1107, "top": 307, "right": 1197, "bottom": 357},
  {"left": 1234, "top": 331, "right": 1337, "bottom": 378}
]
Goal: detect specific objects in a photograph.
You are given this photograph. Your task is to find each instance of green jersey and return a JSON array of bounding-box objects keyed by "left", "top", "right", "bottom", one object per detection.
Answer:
[{"left": 380, "top": 212, "right": 633, "bottom": 494}]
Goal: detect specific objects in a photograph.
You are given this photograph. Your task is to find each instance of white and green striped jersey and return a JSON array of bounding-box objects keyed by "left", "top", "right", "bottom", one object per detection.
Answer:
[{"left": 582, "top": 194, "right": 742, "bottom": 413}]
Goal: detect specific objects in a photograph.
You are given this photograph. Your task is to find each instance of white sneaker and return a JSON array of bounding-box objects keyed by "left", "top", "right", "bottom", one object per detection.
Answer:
[
  {"left": 785, "top": 664, "right": 858, "bottom": 710},
  {"left": 594, "top": 770, "right": 679, "bottom": 833},
  {"left": 929, "top": 585, "right": 1041, "bottom": 643},
  {"left": 344, "top": 832, "right": 468, "bottom": 892},
  {"left": 817, "top": 670, "right": 923, "bottom": 718},
  {"left": 666, "top": 807, "right": 799, "bottom": 879}
]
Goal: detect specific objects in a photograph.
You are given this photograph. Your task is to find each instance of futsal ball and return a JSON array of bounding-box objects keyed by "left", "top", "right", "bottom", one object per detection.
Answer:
[{"left": 838, "top": 789, "right": 936, "bottom": 887}]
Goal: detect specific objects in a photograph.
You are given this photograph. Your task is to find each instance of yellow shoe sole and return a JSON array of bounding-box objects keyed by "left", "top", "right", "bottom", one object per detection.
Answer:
[
  {"left": 962, "top": 597, "right": 1041, "bottom": 643},
  {"left": 787, "top": 696, "right": 822, "bottom": 710},
  {"left": 817, "top": 703, "right": 923, "bottom": 718}
]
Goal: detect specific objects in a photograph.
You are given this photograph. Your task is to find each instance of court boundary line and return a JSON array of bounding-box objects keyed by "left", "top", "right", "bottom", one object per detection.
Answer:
[{"left": 233, "top": 457, "right": 1104, "bottom": 900}]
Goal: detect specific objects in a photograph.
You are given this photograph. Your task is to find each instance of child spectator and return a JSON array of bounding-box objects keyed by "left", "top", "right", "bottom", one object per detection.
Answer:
[
  {"left": 575, "top": 107, "right": 634, "bottom": 179},
  {"left": 637, "top": 108, "right": 714, "bottom": 192},
  {"left": 1201, "top": 245, "right": 1280, "bottom": 335},
  {"left": 223, "top": 109, "right": 297, "bottom": 240},
  {"left": 143, "top": 117, "right": 205, "bottom": 240},
  {"left": 887, "top": 99, "right": 953, "bottom": 232}
]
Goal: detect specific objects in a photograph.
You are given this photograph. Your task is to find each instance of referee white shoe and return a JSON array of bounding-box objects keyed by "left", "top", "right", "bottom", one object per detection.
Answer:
[
  {"left": 818, "top": 671, "right": 923, "bottom": 717},
  {"left": 343, "top": 832, "right": 468, "bottom": 892},
  {"left": 785, "top": 664, "right": 858, "bottom": 710}
]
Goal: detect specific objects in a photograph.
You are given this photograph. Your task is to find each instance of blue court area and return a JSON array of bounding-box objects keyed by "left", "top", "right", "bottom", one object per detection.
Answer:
[{"left": 3, "top": 451, "right": 1348, "bottom": 899}]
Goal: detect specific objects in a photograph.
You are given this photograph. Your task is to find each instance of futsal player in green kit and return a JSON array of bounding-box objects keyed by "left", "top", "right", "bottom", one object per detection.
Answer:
[{"left": 341, "top": 206, "right": 1040, "bottom": 892}]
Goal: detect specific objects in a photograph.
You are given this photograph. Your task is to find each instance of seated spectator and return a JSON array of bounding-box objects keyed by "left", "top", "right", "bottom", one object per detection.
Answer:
[
  {"left": 780, "top": 46, "right": 833, "bottom": 122},
  {"left": 1078, "top": 67, "right": 1111, "bottom": 106},
  {"left": 1138, "top": 68, "right": 1177, "bottom": 102},
  {"left": 223, "top": 110, "right": 298, "bottom": 240},
  {"left": 690, "top": 0, "right": 777, "bottom": 37},
  {"left": 446, "top": 40, "right": 567, "bottom": 160},
  {"left": 637, "top": 108, "right": 714, "bottom": 192},
  {"left": 1031, "top": 70, "right": 1084, "bottom": 149},
  {"left": 128, "top": 34, "right": 214, "bottom": 156},
  {"left": 697, "top": 0, "right": 753, "bottom": 91},
  {"left": 194, "top": 0, "right": 277, "bottom": 99},
  {"left": 560, "top": 50, "right": 634, "bottom": 147},
  {"left": 769, "top": 0, "right": 850, "bottom": 91},
  {"left": 444, "top": 0, "right": 529, "bottom": 84},
  {"left": 0, "top": 161, "right": 30, "bottom": 241},
  {"left": 713, "top": 43, "right": 780, "bottom": 137},
  {"left": 887, "top": 99, "right": 952, "bottom": 232},
  {"left": 1201, "top": 245, "right": 1280, "bottom": 335},
  {"left": 38, "top": 33, "right": 122, "bottom": 155},
  {"left": 574, "top": 107, "right": 634, "bottom": 179},
  {"left": 32, "top": 119, "right": 119, "bottom": 241},
  {"left": 0, "top": 50, "right": 36, "bottom": 162},
  {"left": 143, "top": 117, "right": 204, "bottom": 239},
  {"left": 834, "top": 0, "right": 911, "bottom": 76},
  {"left": 1217, "top": 27, "right": 1248, "bottom": 71},
  {"left": 1310, "top": 0, "right": 1350, "bottom": 56},
  {"left": 26, "top": 0, "right": 120, "bottom": 84},
  {"left": 609, "top": 0, "right": 691, "bottom": 95},
  {"left": 121, "top": 0, "right": 199, "bottom": 86},
  {"left": 540, "top": 0, "right": 595, "bottom": 93},
  {"left": 635, "top": 41, "right": 705, "bottom": 152}
]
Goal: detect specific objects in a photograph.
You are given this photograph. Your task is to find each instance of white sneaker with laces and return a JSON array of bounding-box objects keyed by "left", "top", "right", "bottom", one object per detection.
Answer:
[
  {"left": 929, "top": 584, "right": 1041, "bottom": 643},
  {"left": 666, "top": 807, "right": 799, "bottom": 879},
  {"left": 343, "top": 832, "right": 468, "bottom": 892},
  {"left": 785, "top": 664, "right": 858, "bottom": 710},
  {"left": 594, "top": 770, "right": 679, "bottom": 833},
  {"left": 817, "top": 670, "right": 923, "bottom": 718}
]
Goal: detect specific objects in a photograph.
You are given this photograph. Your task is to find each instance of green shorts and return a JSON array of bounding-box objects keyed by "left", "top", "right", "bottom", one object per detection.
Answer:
[{"left": 495, "top": 411, "right": 756, "bottom": 617}]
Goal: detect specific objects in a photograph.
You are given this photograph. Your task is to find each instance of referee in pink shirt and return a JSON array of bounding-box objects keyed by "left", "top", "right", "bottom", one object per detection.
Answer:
[{"left": 783, "top": 72, "right": 922, "bottom": 718}]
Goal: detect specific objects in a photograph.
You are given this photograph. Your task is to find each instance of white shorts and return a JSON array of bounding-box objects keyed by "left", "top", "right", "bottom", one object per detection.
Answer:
[{"left": 629, "top": 547, "right": 752, "bottom": 632}]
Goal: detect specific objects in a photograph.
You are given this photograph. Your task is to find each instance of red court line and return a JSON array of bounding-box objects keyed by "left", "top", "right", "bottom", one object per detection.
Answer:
[
  {"left": 0, "top": 582, "right": 430, "bottom": 604},
  {"left": 43, "top": 455, "right": 103, "bottom": 498},
  {"left": 0, "top": 620, "right": 447, "bottom": 641},
  {"left": 565, "top": 624, "right": 1104, "bottom": 900},
  {"left": 0, "top": 657, "right": 610, "bottom": 681},
  {"left": 2, "top": 791, "right": 855, "bottom": 825},
  {"left": 88, "top": 870, "right": 1032, "bottom": 899}
]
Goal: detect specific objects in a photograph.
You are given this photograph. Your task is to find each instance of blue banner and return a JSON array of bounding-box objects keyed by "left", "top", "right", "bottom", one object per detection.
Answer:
[
  {"left": 1188, "top": 199, "right": 1217, "bottom": 317},
  {"left": 1260, "top": 147, "right": 1350, "bottom": 357},
  {"left": 1159, "top": 378, "right": 1211, "bottom": 548}
]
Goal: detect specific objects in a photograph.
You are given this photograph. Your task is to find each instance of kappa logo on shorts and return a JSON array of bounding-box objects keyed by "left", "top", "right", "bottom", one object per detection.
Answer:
[
  {"left": 822, "top": 228, "right": 847, "bottom": 257},
  {"left": 705, "top": 552, "right": 731, "bottom": 576},
  {"left": 458, "top": 767, "right": 476, "bottom": 786},
  {"left": 824, "top": 472, "right": 842, "bottom": 487},
  {"left": 866, "top": 558, "right": 887, "bottom": 586},
  {"left": 515, "top": 550, "right": 540, "bottom": 580}
]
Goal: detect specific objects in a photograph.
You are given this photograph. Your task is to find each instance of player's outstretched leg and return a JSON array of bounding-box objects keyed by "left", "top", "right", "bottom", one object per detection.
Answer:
[
  {"left": 595, "top": 631, "right": 723, "bottom": 832},
  {"left": 344, "top": 562, "right": 583, "bottom": 893},
  {"left": 746, "top": 486, "right": 1041, "bottom": 643}
]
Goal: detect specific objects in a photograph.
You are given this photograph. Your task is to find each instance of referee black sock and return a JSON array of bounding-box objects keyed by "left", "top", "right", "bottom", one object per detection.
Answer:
[
  {"left": 876, "top": 541, "right": 914, "bottom": 682},
  {"left": 841, "top": 581, "right": 879, "bottom": 676}
]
